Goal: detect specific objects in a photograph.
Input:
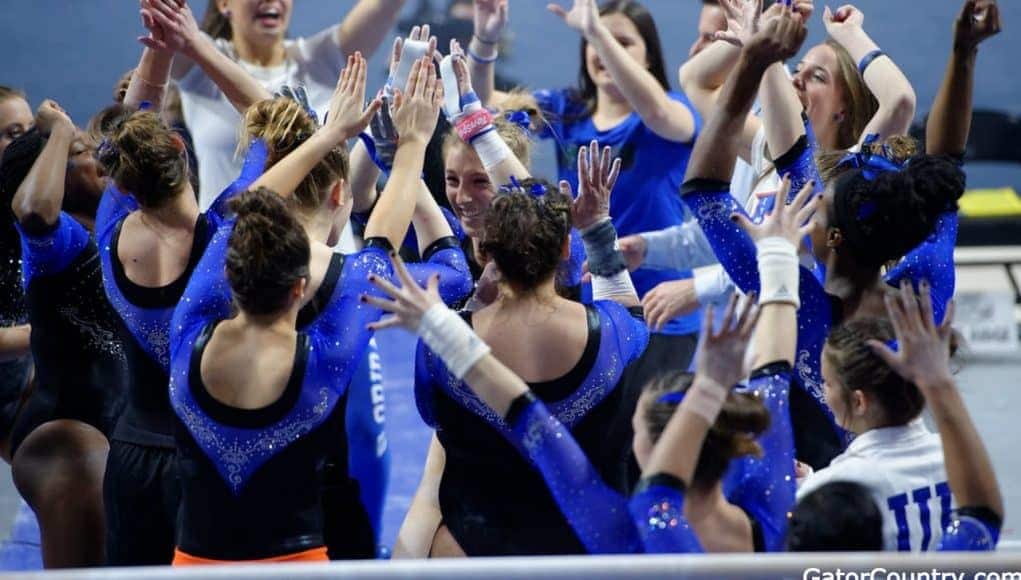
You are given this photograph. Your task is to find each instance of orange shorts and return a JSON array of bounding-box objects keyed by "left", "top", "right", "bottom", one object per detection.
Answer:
[{"left": 172, "top": 546, "right": 329, "bottom": 566}]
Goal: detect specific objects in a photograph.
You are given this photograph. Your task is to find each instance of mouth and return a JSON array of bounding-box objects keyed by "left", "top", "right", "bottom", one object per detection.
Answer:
[
  {"left": 255, "top": 5, "right": 283, "bottom": 27},
  {"left": 457, "top": 206, "right": 483, "bottom": 221}
]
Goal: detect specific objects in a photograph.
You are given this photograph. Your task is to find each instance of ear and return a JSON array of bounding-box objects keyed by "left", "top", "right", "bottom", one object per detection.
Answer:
[
  {"left": 851, "top": 389, "right": 868, "bottom": 417},
  {"left": 330, "top": 179, "right": 346, "bottom": 209},
  {"left": 827, "top": 227, "right": 844, "bottom": 250},
  {"left": 217, "top": 0, "right": 231, "bottom": 17},
  {"left": 292, "top": 276, "right": 308, "bottom": 301},
  {"left": 560, "top": 235, "right": 571, "bottom": 261},
  {"left": 170, "top": 132, "right": 186, "bottom": 153}
]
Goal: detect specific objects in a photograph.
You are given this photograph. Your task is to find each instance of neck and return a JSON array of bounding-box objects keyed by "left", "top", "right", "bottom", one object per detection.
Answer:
[
  {"left": 300, "top": 210, "right": 334, "bottom": 245},
  {"left": 70, "top": 212, "right": 96, "bottom": 233},
  {"left": 233, "top": 33, "right": 285, "bottom": 67},
  {"left": 683, "top": 483, "right": 728, "bottom": 524},
  {"left": 824, "top": 254, "right": 883, "bottom": 308},
  {"left": 594, "top": 86, "right": 632, "bottom": 119},
  {"left": 234, "top": 306, "right": 298, "bottom": 334},
  {"left": 140, "top": 187, "right": 200, "bottom": 229},
  {"left": 494, "top": 277, "right": 559, "bottom": 306},
  {"left": 815, "top": 120, "right": 840, "bottom": 151}
]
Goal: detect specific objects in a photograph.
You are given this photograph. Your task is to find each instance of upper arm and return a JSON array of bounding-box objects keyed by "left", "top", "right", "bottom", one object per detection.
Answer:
[
  {"left": 16, "top": 213, "right": 91, "bottom": 288},
  {"left": 643, "top": 99, "right": 698, "bottom": 144},
  {"left": 169, "top": 220, "right": 235, "bottom": 356},
  {"left": 335, "top": 0, "right": 404, "bottom": 59},
  {"left": 392, "top": 433, "right": 446, "bottom": 558}
]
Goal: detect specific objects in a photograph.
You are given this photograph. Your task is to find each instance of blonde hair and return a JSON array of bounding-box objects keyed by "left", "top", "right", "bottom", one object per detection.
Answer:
[
  {"left": 242, "top": 97, "right": 348, "bottom": 216},
  {"left": 98, "top": 111, "right": 189, "bottom": 208},
  {"left": 441, "top": 89, "right": 542, "bottom": 168},
  {"left": 825, "top": 39, "right": 879, "bottom": 151},
  {"left": 815, "top": 134, "right": 919, "bottom": 184}
]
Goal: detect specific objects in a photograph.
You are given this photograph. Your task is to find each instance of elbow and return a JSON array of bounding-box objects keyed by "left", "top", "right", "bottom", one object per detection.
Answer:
[
  {"left": 12, "top": 197, "right": 59, "bottom": 231},
  {"left": 678, "top": 62, "right": 694, "bottom": 92}
]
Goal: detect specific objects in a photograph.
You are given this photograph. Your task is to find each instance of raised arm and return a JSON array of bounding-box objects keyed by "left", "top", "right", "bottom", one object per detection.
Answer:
[
  {"left": 123, "top": 47, "right": 173, "bottom": 111},
  {"left": 11, "top": 102, "right": 75, "bottom": 232},
  {"left": 824, "top": 5, "right": 916, "bottom": 145},
  {"left": 927, "top": 0, "right": 1001, "bottom": 156},
  {"left": 142, "top": 0, "right": 272, "bottom": 113},
  {"left": 336, "top": 0, "right": 407, "bottom": 58},
  {"left": 548, "top": 0, "right": 695, "bottom": 142},
  {"left": 468, "top": 0, "right": 508, "bottom": 106},
  {"left": 249, "top": 53, "right": 379, "bottom": 197},
  {"left": 871, "top": 283, "right": 1004, "bottom": 545}
]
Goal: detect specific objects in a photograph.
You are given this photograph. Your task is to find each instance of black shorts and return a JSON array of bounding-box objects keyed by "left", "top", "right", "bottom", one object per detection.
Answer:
[{"left": 103, "top": 440, "right": 180, "bottom": 566}]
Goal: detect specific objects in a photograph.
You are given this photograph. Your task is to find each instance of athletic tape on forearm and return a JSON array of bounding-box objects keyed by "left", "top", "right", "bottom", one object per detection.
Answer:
[
  {"left": 580, "top": 218, "right": 627, "bottom": 277},
  {"left": 591, "top": 270, "right": 637, "bottom": 302},
  {"left": 388, "top": 39, "right": 430, "bottom": 96},
  {"left": 755, "top": 237, "right": 800, "bottom": 308},
  {"left": 417, "top": 304, "right": 491, "bottom": 380},
  {"left": 683, "top": 380, "right": 729, "bottom": 425}
]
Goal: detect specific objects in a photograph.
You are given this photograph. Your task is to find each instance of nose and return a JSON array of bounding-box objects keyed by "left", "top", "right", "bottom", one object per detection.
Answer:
[{"left": 791, "top": 71, "right": 806, "bottom": 93}]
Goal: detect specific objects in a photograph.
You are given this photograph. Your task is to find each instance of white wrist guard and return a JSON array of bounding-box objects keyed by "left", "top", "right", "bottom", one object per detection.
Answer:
[
  {"left": 756, "top": 237, "right": 800, "bottom": 308},
  {"left": 591, "top": 270, "right": 637, "bottom": 302},
  {"left": 417, "top": 304, "right": 491, "bottom": 380},
  {"left": 471, "top": 129, "right": 515, "bottom": 171},
  {"left": 387, "top": 39, "right": 430, "bottom": 98}
]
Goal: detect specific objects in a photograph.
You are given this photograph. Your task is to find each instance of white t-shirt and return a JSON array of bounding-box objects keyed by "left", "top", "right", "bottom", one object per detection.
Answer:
[
  {"left": 177, "top": 26, "right": 345, "bottom": 210},
  {"left": 796, "top": 419, "right": 951, "bottom": 551}
]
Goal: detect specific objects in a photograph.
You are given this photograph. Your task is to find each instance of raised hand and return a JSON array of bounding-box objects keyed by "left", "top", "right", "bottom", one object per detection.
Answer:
[
  {"left": 138, "top": 0, "right": 199, "bottom": 55},
  {"left": 954, "top": 0, "right": 1002, "bottom": 53},
  {"left": 868, "top": 280, "right": 956, "bottom": 392},
  {"left": 387, "top": 25, "right": 438, "bottom": 95},
  {"left": 732, "top": 177, "right": 818, "bottom": 246},
  {"left": 715, "top": 0, "right": 763, "bottom": 47},
  {"left": 325, "top": 53, "right": 382, "bottom": 142},
  {"left": 742, "top": 6, "right": 808, "bottom": 69},
  {"left": 391, "top": 57, "right": 443, "bottom": 146},
  {"left": 565, "top": 140, "right": 622, "bottom": 231},
  {"left": 474, "top": 0, "right": 509, "bottom": 44},
  {"left": 364, "top": 253, "right": 444, "bottom": 332},
  {"left": 822, "top": 4, "right": 865, "bottom": 41},
  {"left": 34, "top": 99, "right": 74, "bottom": 136},
  {"left": 547, "top": 0, "right": 601, "bottom": 37},
  {"left": 695, "top": 292, "right": 760, "bottom": 390}
]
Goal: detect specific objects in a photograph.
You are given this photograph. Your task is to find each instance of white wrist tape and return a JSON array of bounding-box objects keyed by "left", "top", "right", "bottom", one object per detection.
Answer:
[
  {"left": 417, "top": 304, "right": 491, "bottom": 380},
  {"left": 592, "top": 270, "right": 637, "bottom": 302},
  {"left": 471, "top": 129, "right": 515, "bottom": 171},
  {"left": 388, "top": 39, "right": 430, "bottom": 97},
  {"left": 683, "top": 380, "right": 729, "bottom": 425},
  {"left": 756, "top": 237, "right": 800, "bottom": 308}
]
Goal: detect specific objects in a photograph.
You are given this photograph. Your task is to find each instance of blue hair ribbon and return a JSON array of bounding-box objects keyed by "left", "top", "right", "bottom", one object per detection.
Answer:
[
  {"left": 498, "top": 175, "right": 548, "bottom": 197},
  {"left": 504, "top": 110, "right": 532, "bottom": 135},
  {"left": 885, "top": 339, "right": 899, "bottom": 352},
  {"left": 835, "top": 133, "right": 906, "bottom": 183},
  {"left": 657, "top": 391, "right": 685, "bottom": 405}
]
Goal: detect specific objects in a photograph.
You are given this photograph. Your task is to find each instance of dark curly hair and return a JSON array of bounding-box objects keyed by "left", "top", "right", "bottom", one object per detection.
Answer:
[
  {"left": 642, "top": 370, "right": 771, "bottom": 490},
  {"left": 226, "top": 188, "right": 310, "bottom": 316},
  {"left": 830, "top": 154, "right": 965, "bottom": 269},
  {"left": 479, "top": 182, "right": 572, "bottom": 290}
]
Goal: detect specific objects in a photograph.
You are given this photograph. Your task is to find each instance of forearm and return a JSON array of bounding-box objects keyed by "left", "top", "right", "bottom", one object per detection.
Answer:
[
  {"left": 337, "top": 0, "right": 407, "bottom": 57},
  {"left": 349, "top": 140, "right": 381, "bottom": 214},
  {"left": 927, "top": 49, "right": 976, "bottom": 156},
  {"left": 364, "top": 141, "right": 428, "bottom": 247},
  {"left": 758, "top": 63, "right": 804, "bottom": 161},
  {"left": 12, "top": 124, "right": 74, "bottom": 227},
  {"left": 468, "top": 38, "right": 498, "bottom": 106},
  {"left": 640, "top": 222, "right": 719, "bottom": 272},
  {"left": 678, "top": 41, "right": 742, "bottom": 118},
  {"left": 412, "top": 181, "right": 455, "bottom": 251},
  {"left": 588, "top": 25, "right": 692, "bottom": 140},
  {"left": 686, "top": 53, "right": 769, "bottom": 183},
  {"left": 926, "top": 382, "right": 1003, "bottom": 518},
  {"left": 124, "top": 48, "right": 174, "bottom": 110},
  {"left": 838, "top": 28, "right": 916, "bottom": 140},
  {"left": 185, "top": 36, "right": 271, "bottom": 113},
  {"left": 249, "top": 130, "right": 339, "bottom": 197},
  {"left": 751, "top": 304, "right": 797, "bottom": 368},
  {"left": 0, "top": 325, "right": 31, "bottom": 362},
  {"left": 392, "top": 434, "right": 444, "bottom": 558}
]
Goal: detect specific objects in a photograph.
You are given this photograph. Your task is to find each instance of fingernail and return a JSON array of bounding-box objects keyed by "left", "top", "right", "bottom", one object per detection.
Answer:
[
  {"left": 359, "top": 295, "right": 367, "bottom": 303},
  {"left": 368, "top": 274, "right": 376, "bottom": 281}
]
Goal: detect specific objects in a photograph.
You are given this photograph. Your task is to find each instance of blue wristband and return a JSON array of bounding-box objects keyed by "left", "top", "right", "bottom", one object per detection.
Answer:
[
  {"left": 857, "top": 50, "right": 885, "bottom": 76},
  {"left": 467, "top": 46, "right": 499, "bottom": 64}
]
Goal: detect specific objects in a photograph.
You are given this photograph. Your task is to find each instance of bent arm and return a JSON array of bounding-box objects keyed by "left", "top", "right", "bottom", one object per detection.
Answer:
[
  {"left": 11, "top": 124, "right": 75, "bottom": 231},
  {"left": 336, "top": 0, "right": 407, "bottom": 58}
]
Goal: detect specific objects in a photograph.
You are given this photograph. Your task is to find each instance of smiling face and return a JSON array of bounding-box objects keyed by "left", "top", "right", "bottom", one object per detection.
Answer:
[
  {"left": 219, "top": 0, "right": 292, "bottom": 45},
  {"left": 586, "top": 13, "right": 648, "bottom": 95},
  {"left": 444, "top": 142, "right": 497, "bottom": 239},
  {"left": 0, "top": 96, "right": 34, "bottom": 157},
  {"left": 792, "top": 43, "right": 847, "bottom": 147}
]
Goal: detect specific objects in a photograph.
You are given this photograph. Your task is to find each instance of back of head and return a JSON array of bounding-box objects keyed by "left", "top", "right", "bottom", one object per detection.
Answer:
[
  {"left": 787, "top": 481, "right": 884, "bottom": 551},
  {"left": 97, "top": 110, "right": 189, "bottom": 209},
  {"left": 479, "top": 184, "right": 571, "bottom": 291},
  {"left": 831, "top": 154, "right": 965, "bottom": 269},
  {"left": 824, "top": 39, "right": 879, "bottom": 150},
  {"left": 642, "top": 370, "right": 770, "bottom": 489},
  {"left": 226, "top": 188, "right": 310, "bottom": 316},
  {"left": 243, "top": 97, "right": 348, "bottom": 215},
  {"left": 824, "top": 317, "right": 925, "bottom": 426}
]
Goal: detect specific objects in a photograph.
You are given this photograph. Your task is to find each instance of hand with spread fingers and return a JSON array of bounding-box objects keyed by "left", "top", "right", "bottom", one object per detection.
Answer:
[
  {"left": 391, "top": 57, "right": 444, "bottom": 147},
  {"left": 325, "top": 53, "right": 382, "bottom": 142},
  {"left": 363, "top": 254, "right": 444, "bottom": 333},
  {"left": 565, "top": 140, "right": 622, "bottom": 231},
  {"left": 694, "top": 292, "right": 760, "bottom": 392},
  {"left": 548, "top": 0, "right": 601, "bottom": 38},
  {"left": 474, "top": 0, "right": 510, "bottom": 45},
  {"left": 868, "top": 280, "right": 956, "bottom": 392},
  {"left": 731, "top": 177, "right": 818, "bottom": 246}
]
